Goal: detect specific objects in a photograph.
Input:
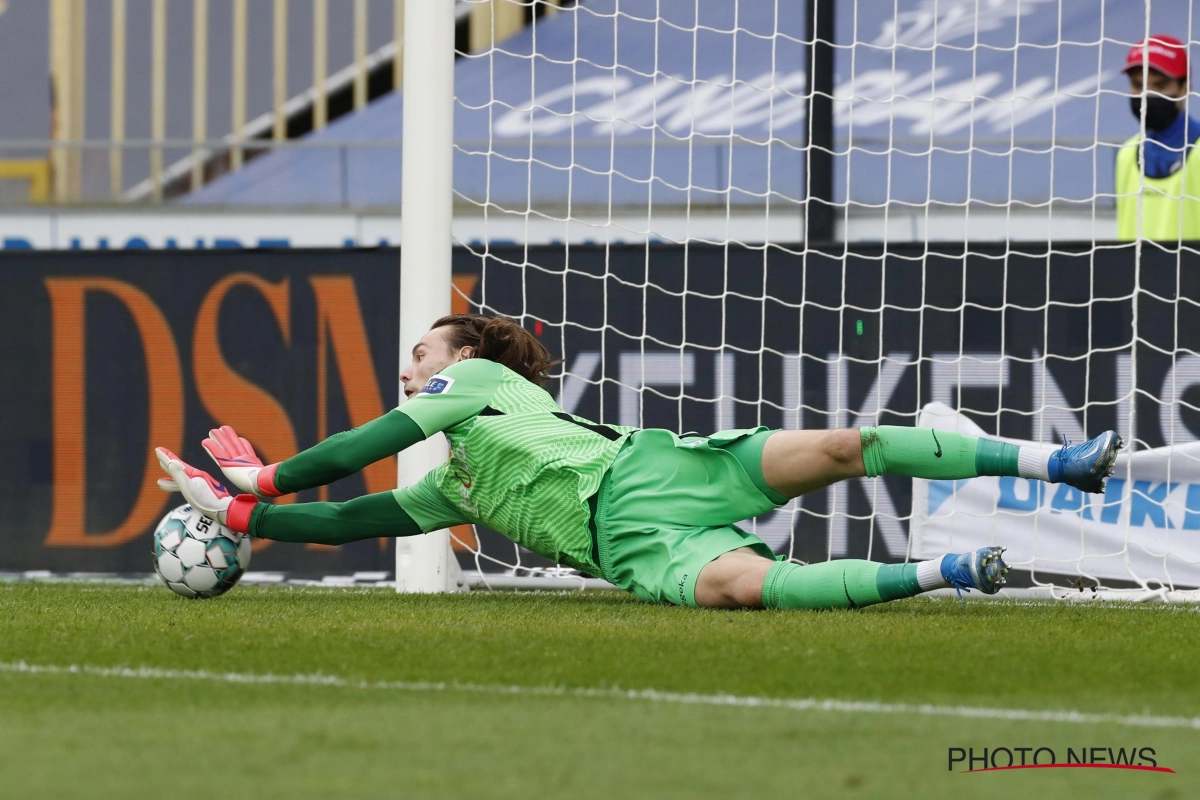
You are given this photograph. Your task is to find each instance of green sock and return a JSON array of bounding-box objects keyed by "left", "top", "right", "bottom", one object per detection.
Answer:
[
  {"left": 859, "top": 425, "right": 1020, "bottom": 480},
  {"left": 761, "top": 560, "right": 923, "bottom": 610}
]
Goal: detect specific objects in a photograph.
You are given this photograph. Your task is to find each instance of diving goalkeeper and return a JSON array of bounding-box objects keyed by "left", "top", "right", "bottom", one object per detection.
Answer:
[{"left": 157, "top": 314, "right": 1121, "bottom": 610}]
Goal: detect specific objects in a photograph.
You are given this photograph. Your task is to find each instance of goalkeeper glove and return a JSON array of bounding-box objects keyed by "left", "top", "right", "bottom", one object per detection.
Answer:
[
  {"left": 156, "top": 447, "right": 257, "bottom": 533},
  {"left": 201, "top": 425, "right": 285, "bottom": 498}
]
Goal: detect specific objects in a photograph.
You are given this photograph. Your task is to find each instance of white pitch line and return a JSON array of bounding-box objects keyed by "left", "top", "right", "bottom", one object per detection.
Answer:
[{"left": 2, "top": 660, "right": 1198, "bottom": 730}]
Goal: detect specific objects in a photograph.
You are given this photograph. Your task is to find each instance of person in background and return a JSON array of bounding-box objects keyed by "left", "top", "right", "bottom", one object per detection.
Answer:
[{"left": 1116, "top": 35, "right": 1200, "bottom": 242}]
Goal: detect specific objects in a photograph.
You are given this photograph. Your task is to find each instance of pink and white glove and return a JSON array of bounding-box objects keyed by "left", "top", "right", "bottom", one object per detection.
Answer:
[
  {"left": 201, "top": 425, "right": 284, "bottom": 498},
  {"left": 155, "top": 447, "right": 257, "bottom": 533}
]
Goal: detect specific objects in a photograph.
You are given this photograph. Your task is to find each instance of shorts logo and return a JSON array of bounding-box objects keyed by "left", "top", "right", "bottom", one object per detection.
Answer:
[
  {"left": 678, "top": 574, "right": 688, "bottom": 604},
  {"left": 420, "top": 376, "right": 455, "bottom": 395}
]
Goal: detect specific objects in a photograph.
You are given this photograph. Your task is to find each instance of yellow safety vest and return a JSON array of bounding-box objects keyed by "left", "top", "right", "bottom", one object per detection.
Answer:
[{"left": 1115, "top": 134, "right": 1200, "bottom": 241}]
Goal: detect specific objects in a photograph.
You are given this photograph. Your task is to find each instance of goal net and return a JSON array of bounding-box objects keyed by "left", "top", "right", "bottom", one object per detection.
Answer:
[{"left": 443, "top": 0, "right": 1200, "bottom": 599}]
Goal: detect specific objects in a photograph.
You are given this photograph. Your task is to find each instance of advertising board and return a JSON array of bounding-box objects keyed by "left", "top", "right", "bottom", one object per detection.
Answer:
[{"left": 2, "top": 243, "right": 1197, "bottom": 580}]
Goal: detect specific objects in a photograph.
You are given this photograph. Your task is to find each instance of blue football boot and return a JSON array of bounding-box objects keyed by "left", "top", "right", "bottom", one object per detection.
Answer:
[
  {"left": 942, "top": 546, "right": 1009, "bottom": 600},
  {"left": 1047, "top": 430, "right": 1122, "bottom": 494}
]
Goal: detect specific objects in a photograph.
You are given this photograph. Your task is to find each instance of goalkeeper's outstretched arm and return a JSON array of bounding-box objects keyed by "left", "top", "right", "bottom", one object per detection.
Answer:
[
  {"left": 242, "top": 467, "right": 468, "bottom": 545},
  {"left": 199, "top": 412, "right": 427, "bottom": 497},
  {"left": 244, "top": 491, "right": 423, "bottom": 546},
  {"left": 204, "top": 317, "right": 532, "bottom": 497},
  {"left": 271, "top": 410, "right": 427, "bottom": 495},
  {"left": 206, "top": 352, "right": 501, "bottom": 498},
  {"left": 158, "top": 442, "right": 467, "bottom": 546}
]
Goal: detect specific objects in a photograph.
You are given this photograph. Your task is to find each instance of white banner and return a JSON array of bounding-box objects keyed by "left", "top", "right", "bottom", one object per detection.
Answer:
[
  {"left": 0, "top": 211, "right": 396, "bottom": 250},
  {"left": 910, "top": 403, "right": 1200, "bottom": 588},
  {"left": 0, "top": 210, "right": 820, "bottom": 249}
]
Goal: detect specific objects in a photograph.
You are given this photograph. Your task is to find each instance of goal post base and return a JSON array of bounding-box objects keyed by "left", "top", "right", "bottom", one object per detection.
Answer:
[{"left": 395, "top": 531, "right": 467, "bottom": 594}]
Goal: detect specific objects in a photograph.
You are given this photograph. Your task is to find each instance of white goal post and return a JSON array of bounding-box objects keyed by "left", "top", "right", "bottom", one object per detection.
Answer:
[
  {"left": 395, "top": 0, "right": 464, "bottom": 593},
  {"left": 399, "top": 0, "right": 1200, "bottom": 600}
]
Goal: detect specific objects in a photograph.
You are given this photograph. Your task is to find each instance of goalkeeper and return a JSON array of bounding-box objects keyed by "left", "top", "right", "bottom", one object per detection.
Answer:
[{"left": 158, "top": 314, "right": 1121, "bottom": 610}]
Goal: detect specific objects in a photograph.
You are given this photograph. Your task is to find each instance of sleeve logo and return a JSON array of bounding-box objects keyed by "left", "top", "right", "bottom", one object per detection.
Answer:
[{"left": 419, "top": 376, "right": 455, "bottom": 395}]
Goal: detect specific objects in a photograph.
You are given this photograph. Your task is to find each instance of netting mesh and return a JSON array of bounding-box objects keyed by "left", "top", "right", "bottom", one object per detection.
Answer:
[{"left": 448, "top": 0, "right": 1200, "bottom": 597}]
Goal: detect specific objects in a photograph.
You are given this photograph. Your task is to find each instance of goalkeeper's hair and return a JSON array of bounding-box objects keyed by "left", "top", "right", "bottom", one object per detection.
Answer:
[{"left": 432, "top": 313, "right": 559, "bottom": 387}]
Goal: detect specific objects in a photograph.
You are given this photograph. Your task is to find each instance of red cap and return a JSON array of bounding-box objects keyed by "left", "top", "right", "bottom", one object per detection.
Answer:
[{"left": 1124, "top": 36, "right": 1189, "bottom": 80}]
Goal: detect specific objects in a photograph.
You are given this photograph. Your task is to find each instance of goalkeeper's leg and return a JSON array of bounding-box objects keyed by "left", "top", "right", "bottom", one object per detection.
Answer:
[
  {"left": 694, "top": 546, "right": 1009, "bottom": 609},
  {"left": 761, "top": 425, "right": 1120, "bottom": 497}
]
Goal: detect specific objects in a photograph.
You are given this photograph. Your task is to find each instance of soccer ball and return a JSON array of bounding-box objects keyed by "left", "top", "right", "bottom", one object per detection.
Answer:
[{"left": 153, "top": 504, "right": 251, "bottom": 599}]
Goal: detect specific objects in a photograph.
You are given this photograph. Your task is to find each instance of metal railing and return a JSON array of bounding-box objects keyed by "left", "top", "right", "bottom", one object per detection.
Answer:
[
  {"left": 42, "top": 0, "right": 412, "bottom": 203},
  {"left": 21, "top": 0, "right": 544, "bottom": 205}
]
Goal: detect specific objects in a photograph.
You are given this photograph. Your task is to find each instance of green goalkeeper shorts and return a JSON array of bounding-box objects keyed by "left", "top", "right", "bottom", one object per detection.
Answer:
[{"left": 592, "top": 427, "right": 788, "bottom": 606}]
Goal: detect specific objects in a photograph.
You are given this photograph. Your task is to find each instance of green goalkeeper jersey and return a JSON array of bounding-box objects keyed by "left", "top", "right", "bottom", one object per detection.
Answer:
[{"left": 397, "top": 359, "right": 635, "bottom": 574}]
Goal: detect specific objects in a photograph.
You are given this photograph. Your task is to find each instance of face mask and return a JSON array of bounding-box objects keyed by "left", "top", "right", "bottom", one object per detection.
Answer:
[{"left": 1130, "top": 93, "right": 1181, "bottom": 132}]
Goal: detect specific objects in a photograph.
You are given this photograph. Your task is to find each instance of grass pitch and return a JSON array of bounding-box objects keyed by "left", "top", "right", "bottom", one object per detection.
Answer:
[{"left": 1, "top": 583, "right": 1197, "bottom": 799}]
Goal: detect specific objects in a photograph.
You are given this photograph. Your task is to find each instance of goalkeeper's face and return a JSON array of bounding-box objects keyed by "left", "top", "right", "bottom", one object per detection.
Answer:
[{"left": 400, "top": 327, "right": 471, "bottom": 398}]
